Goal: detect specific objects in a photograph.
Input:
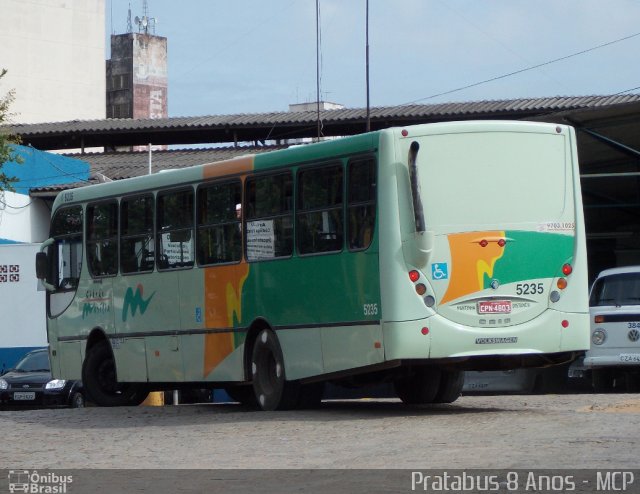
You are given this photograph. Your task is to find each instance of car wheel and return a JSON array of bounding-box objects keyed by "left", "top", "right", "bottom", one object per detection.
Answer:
[{"left": 70, "top": 391, "right": 85, "bottom": 408}]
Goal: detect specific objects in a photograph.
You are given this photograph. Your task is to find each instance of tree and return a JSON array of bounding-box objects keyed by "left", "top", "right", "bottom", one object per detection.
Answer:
[{"left": 0, "top": 68, "right": 22, "bottom": 192}]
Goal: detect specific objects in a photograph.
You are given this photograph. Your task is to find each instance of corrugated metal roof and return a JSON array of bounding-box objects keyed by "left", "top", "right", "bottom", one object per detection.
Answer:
[{"left": 10, "top": 94, "right": 640, "bottom": 144}]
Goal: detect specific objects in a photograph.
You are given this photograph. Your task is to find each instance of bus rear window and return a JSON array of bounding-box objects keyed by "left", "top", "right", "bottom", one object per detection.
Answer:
[
  {"left": 419, "top": 132, "right": 567, "bottom": 226},
  {"left": 590, "top": 272, "right": 640, "bottom": 307}
]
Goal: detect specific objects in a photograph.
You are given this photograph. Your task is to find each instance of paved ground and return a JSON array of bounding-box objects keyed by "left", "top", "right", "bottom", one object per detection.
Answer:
[{"left": 1, "top": 393, "right": 639, "bottom": 470}]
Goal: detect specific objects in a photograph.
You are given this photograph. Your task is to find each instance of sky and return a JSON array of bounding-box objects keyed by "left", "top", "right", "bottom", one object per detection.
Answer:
[{"left": 106, "top": 0, "right": 640, "bottom": 118}]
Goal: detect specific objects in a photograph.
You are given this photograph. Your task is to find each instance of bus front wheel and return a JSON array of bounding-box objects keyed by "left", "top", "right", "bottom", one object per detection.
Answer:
[
  {"left": 251, "top": 328, "right": 299, "bottom": 411},
  {"left": 394, "top": 366, "right": 441, "bottom": 404},
  {"left": 82, "top": 340, "right": 148, "bottom": 407}
]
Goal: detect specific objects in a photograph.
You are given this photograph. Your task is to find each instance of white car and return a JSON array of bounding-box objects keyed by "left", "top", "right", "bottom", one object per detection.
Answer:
[{"left": 582, "top": 266, "right": 640, "bottom": 392}]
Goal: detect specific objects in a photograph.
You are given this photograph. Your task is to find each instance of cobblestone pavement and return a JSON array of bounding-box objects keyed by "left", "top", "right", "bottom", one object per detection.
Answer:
[{"left": 1, "top": 393, "right": 639, "bottom": 469}]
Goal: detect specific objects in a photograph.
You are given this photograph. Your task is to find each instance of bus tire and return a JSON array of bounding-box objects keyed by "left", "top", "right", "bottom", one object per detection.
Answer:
[
  {"left": 433, "top": 370, "right": 464, "bottom": 403},
  {"left": 251, "top": 328, "right": 299, "bottom": 411},
  {"left": 82, "top": 340, "right": 148, "bottom": 407},
  {"left": 394, "top": 366, "right": 441, "bottom": 404}
]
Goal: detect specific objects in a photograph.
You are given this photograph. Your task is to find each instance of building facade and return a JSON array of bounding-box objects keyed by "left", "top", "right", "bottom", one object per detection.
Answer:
[
  {"left": 0, "top": 0, "right": 106, "bottom": 124},
  {"left": 106, "top": 33, "right": 168, "bottom": 120}
]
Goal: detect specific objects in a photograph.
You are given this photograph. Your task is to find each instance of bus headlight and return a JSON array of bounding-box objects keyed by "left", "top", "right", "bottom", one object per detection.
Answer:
[
  {"left": 45, "top": 379, "right": 67, "bottom": 390},
  {"left": 592, "top": 329, "right": 607, "bottom": 345}
]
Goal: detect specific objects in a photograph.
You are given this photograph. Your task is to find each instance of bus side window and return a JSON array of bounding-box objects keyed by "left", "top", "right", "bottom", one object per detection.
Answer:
[
  {"left": 120, "top": 195, "right": 154, "bottom": 274},
  {"left": 348, "top": 158, "right": 376, "bottom": 251},
  {"left": 244, "top": 172, "right": 293, "bottom": 261},
  {"left": 87, "top": 201, "right": 118, "bottom": 277},
  {"left": 157, "top": 188, "right": 195, "bottom": 270},
  {"left": 196, "top": 180, "right": 242, "bottom": 265},
  {"left": 297, "top": 163, "right": 344, "bottom": 255}
]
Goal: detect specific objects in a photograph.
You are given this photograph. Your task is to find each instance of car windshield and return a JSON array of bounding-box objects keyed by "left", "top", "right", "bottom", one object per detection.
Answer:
[
  {"left": 14, "top": 351, "right": 51, "bottom": 372},
  {"left": 590, "top": 272, "right": 640, "bottom": 307}
]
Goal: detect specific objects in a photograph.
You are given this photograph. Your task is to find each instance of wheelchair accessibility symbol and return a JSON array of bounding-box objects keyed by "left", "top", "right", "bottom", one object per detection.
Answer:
[{"left": 431, "top": 263, "right": 449, "bottom": 280}]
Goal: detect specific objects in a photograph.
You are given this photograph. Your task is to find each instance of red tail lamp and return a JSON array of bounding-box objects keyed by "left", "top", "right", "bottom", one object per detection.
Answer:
[
  {"left": 421, "top": 327, "right": 429, "bottom": 335},
  {"left": 562, "top": 263, "right": 573, "bottom": 276},
  {"left": 561, "top": 320, "right": 569, "bottom": 328},
  {"left": 409, "top": 270, "right": 420, "bottom": 282}
]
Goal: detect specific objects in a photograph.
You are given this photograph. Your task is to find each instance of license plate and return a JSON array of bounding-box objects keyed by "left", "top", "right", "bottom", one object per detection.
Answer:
[
  {"left": 477, "top": 300, "right": 512, "bottom": 314},
  {"left": 13, "top": 392, "right": 36, "bottom": 401},
  {"left": 619, "top": 354, "right": 640, "bottom": 363}
]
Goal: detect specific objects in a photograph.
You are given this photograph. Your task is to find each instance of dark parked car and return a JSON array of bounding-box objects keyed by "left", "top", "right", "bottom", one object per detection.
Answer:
[{"left": 0, "top": 349, "right": 84, "bottom": 408}]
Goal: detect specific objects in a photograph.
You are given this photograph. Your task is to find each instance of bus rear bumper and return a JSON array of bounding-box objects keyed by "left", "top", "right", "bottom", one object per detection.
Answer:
[{"left": 383, "top": 309, "right": 589, "bottom": 370}]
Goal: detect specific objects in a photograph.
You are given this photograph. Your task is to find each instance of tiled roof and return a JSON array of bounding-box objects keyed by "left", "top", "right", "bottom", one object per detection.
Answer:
[{"left": 65, "top": 145, "right": 285, "bottom": 180}]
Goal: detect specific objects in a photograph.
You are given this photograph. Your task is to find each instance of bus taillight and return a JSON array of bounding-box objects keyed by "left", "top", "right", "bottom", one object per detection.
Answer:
[
  {"left": 409, "top": 270, "right": 420, "bottom": 282},
  {"left": 562, "top": 263, "right": 573, "bottom": 276}
]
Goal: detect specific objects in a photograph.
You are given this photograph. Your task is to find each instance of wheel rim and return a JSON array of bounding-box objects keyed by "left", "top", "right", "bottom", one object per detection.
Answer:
[
  {"left": 74, "top": 394, "right": 84, "bottom": 408},
  {"left": 253, "top": 331, "right": 284, "bottom": 409}
]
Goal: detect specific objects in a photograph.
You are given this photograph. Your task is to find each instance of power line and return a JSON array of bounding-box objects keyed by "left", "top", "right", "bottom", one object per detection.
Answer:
[{"left": 403, "top": 31, "right": 640, "bottom": 105}]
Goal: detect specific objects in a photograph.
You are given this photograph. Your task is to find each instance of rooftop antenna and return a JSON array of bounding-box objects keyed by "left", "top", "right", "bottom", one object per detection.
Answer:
[
  {"left": 126, "top": 3, "right": 133, "bottom": 33},
  {"left": 134, "top": 0, "right": 157, "bottom": 35}
]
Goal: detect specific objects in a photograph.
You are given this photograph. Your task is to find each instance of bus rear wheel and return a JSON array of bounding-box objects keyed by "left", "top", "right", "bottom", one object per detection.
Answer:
[
  {"left": 82, "top": 340, "right": 148, "bottom": 407},
  {"left": 394, "top": 366, "right": 441, "bottom": 404},
  {"left": 251, "top": 328, "right": 299, "bottom": 411},
  {"left": 433, "top": 370, "right": 464, "bottom": 403}
]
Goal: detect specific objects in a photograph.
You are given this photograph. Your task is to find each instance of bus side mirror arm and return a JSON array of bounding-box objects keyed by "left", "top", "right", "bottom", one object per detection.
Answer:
[
  {"left": 413, "top": 230, "right": 434, "bottom": 267},
  {"left": 36, "top": 239, "right": 56, "bottom": 292}
]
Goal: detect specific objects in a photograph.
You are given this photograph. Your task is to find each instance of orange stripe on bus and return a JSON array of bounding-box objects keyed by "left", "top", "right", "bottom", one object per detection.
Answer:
[
  {"left": 202, "top": 263, "right": 250, "bottom": 378},
  {"left": 202, "top": 155, "right": 254, "bottom": 179}
]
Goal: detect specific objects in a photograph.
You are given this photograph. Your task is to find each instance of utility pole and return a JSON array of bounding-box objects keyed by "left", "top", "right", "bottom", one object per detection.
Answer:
[{"left": 366, "top": 0, "right": 371, "bottom": 132}]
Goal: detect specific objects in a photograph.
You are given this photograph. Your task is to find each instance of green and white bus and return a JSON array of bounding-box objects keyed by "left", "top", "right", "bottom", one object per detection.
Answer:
[{"left": 36, "top": 120, "right": 590, "bottom": 410}]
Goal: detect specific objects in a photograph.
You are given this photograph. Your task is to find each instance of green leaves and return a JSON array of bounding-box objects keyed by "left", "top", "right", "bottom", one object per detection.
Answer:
[{"left": 0, "top": 68, "right": 22, "bottom": 192}]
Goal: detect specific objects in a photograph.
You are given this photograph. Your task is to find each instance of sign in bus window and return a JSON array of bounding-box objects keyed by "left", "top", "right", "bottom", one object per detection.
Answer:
[{"left": 245, "top": 173, "right": 293, "bottom": 261}]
